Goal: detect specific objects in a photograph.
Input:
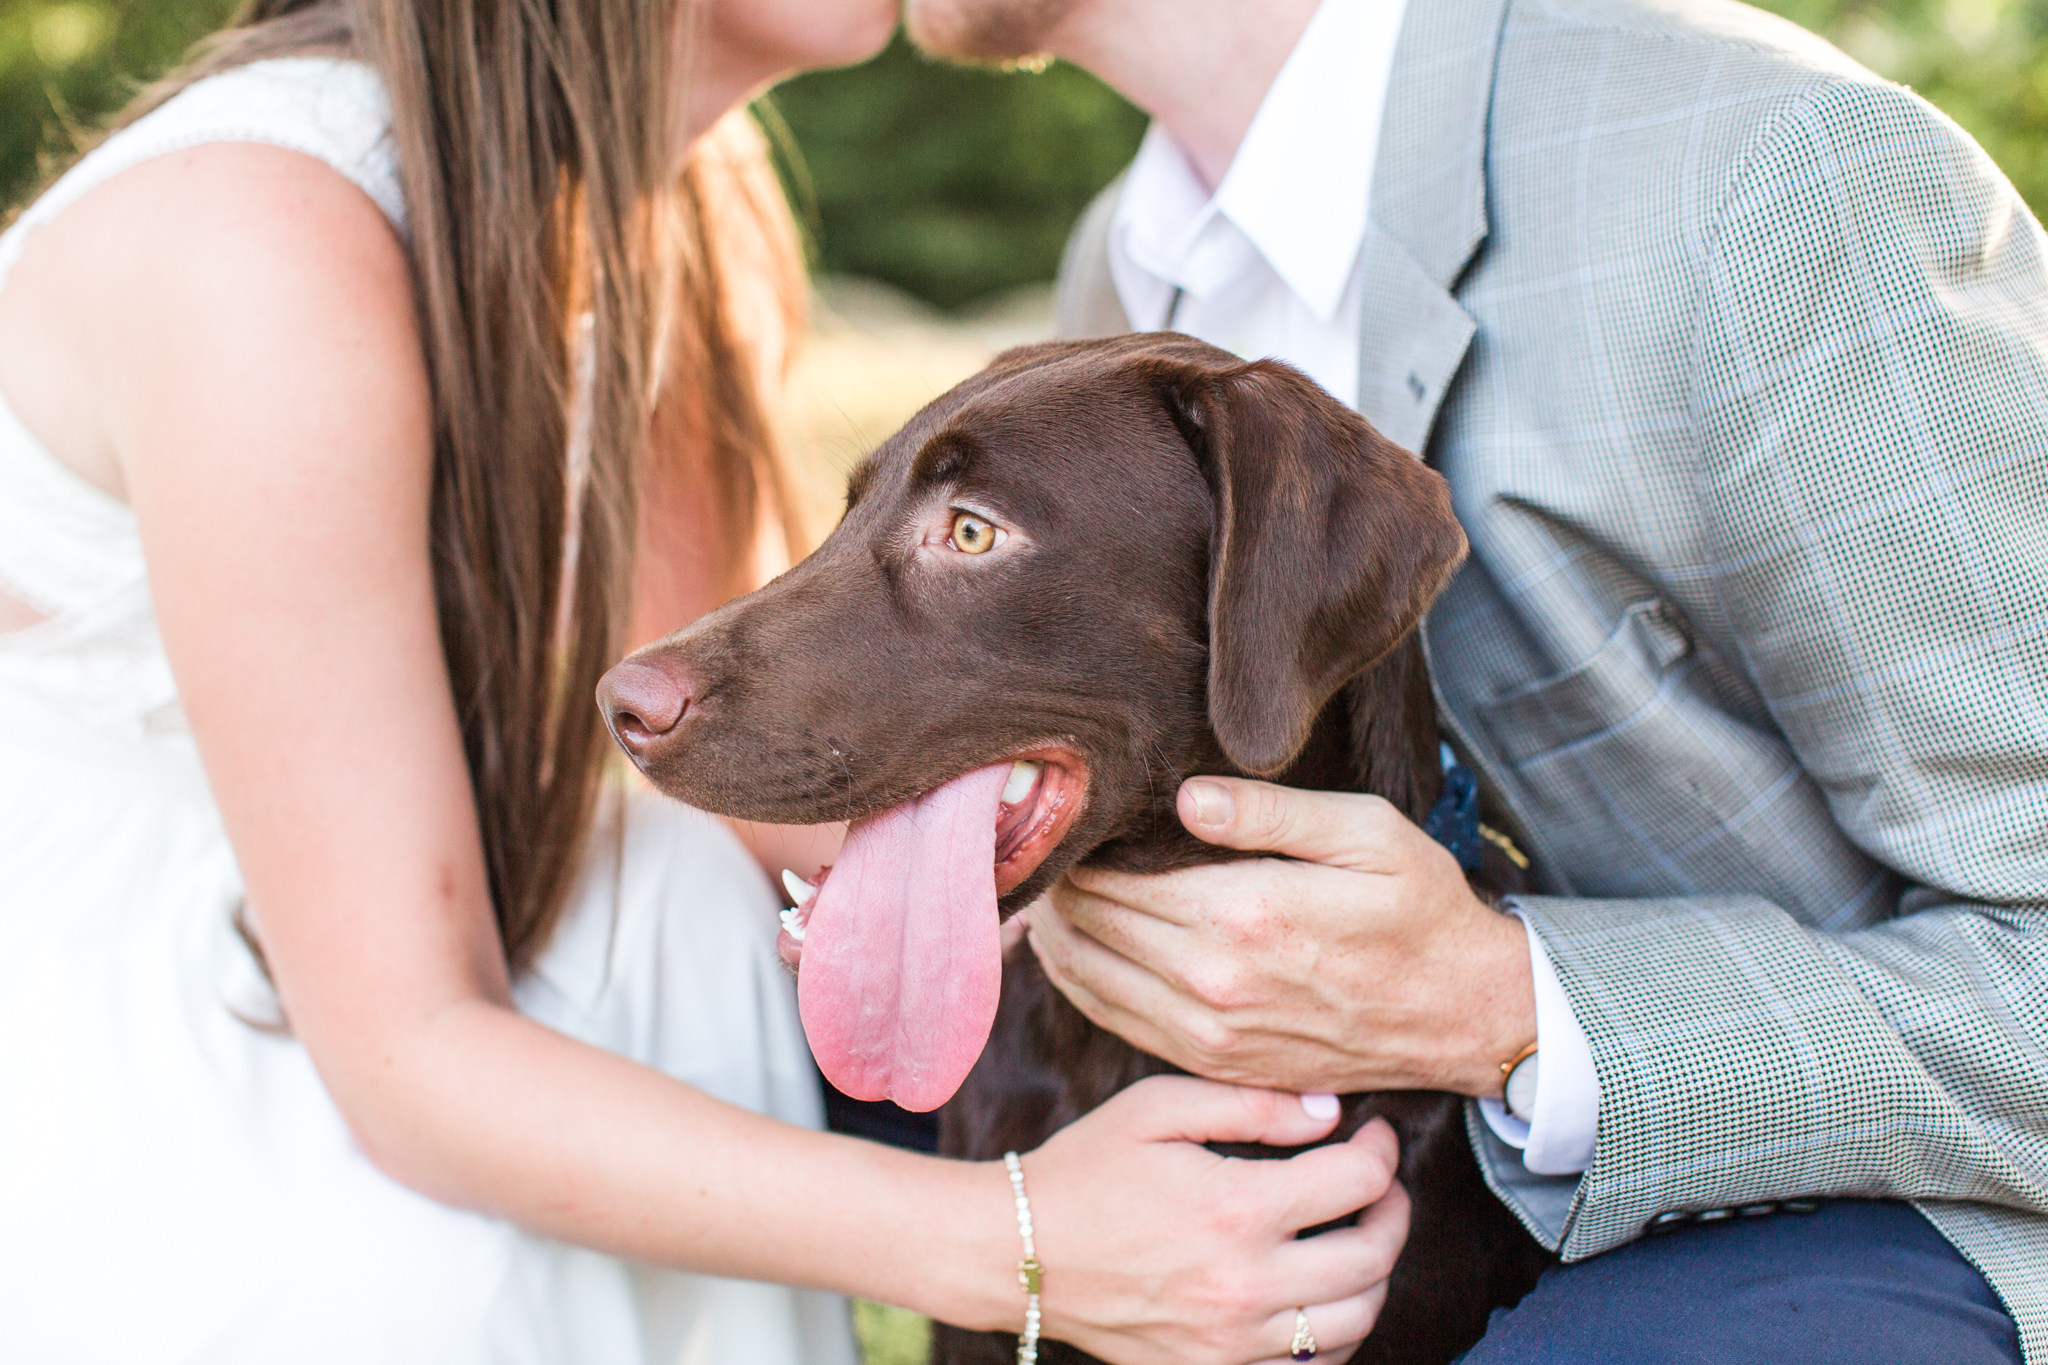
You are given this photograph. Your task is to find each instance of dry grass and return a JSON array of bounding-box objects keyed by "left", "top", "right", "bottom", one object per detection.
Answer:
[
  {"left": 778, "top": 276, "right": 1055, "bottom": 549},
  {"left": 855, "top": 1299, "right": 935, "bottom": 1365}
]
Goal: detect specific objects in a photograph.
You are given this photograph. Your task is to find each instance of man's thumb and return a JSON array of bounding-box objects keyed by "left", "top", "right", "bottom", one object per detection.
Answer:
[{"left": 1176, "top": 776, "right": 1393, "bottom": 868}]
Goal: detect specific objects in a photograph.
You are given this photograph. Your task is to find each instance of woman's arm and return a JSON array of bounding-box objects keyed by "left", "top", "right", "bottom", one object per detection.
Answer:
[{"left": 32, "top": 142, "right": 1405, "bottom": 1364}]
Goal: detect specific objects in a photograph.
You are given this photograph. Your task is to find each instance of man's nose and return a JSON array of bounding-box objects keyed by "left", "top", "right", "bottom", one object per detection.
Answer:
[{"left": 596, "top": 658, "right": 695, "bottom": 755}]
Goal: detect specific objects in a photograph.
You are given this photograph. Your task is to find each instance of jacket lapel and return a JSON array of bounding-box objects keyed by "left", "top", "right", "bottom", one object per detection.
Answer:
[{"left": 1355, "top": 0, "right": 1509, "bottom": 454}]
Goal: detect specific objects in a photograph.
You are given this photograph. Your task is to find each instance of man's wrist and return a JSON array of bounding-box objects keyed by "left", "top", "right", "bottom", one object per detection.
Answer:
[
  {"left": 1453, "top": 896, "right": 1538, "bottom": 1096},
  {"left": 1477, "top": 908, "right": 1602, "bottom": 1175}
]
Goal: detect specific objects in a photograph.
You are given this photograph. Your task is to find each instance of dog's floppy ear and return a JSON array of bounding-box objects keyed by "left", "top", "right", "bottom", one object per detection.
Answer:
[{"left": 1139, "top": 344, "right": 1468, "bottom": 776}]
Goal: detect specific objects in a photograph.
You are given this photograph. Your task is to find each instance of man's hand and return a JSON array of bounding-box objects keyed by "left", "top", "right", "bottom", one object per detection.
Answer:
[{"left": 1029, "top": 777, "right": 1537, "bottom": 1097}]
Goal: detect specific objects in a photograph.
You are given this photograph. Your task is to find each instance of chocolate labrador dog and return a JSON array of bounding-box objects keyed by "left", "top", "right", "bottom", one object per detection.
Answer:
[{"left": 599, "top": 333, "right": 1551, "bottom": 1364}]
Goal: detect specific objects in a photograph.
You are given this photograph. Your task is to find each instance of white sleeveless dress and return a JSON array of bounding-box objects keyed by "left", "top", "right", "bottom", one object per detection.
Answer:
[{"left": 0, "top": 58, "right": 857, "bottom": 1365}]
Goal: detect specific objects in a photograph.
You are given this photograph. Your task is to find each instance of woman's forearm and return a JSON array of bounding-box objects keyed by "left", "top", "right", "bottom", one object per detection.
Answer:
[
  {"left": 316, "top": 994, "right": 1413, "bottom": 1365},
  {"left": 339, "top": 998, "right": 1019, "bottom": 1329}
]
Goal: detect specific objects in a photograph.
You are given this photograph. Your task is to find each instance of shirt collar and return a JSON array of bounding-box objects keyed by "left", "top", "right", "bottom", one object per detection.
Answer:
[{"left": 1110, "top": 0, "right": 1410, "bottom": 327}]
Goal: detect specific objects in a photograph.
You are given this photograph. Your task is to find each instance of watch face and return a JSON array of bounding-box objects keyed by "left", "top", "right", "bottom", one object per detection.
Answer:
[{"left": 1504, "top": 1050, "right": 1541, "bottom": 1120}]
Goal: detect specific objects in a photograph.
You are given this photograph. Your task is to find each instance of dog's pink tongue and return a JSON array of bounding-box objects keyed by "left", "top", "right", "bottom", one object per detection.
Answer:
[{"left": 797, "top": 764, "right": 1008, "bottom": 1113}]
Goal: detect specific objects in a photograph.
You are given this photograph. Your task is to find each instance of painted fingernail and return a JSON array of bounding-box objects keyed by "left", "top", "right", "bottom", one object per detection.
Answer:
[
  {"left": 1183, "top": 778, "right": 1234, "bottom": 828},
  {"left": 1300, "top": 1092, "right": 1341, "bottom": 1120}
]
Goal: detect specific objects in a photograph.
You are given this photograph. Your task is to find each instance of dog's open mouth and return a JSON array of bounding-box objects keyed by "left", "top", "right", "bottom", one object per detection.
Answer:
[{"left": 775, "top": 749, "right": 1087, "bottom": 1113}]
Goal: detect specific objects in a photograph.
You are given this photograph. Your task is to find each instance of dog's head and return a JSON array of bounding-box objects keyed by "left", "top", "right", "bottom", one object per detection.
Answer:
[{"left": 598, "top": 334, "right": 1465, "bottom": 1109}]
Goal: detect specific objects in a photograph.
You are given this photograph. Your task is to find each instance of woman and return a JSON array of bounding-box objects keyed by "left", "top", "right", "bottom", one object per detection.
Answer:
[{"left": 0, "top": 1, "right": 1408, "bottom": 1362}]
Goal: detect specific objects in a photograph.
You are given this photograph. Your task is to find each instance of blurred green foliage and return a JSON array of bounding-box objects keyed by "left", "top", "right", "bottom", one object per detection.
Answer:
[
  {"left": 1770, "top": 0, "right": 2048, "bottom": 203},
  {"left": 762, "top": 35, "right": 1146, "bottom": 308},
  {"left": 1, "top": 0, "right": 237, "bottom": 212},
  {"left": 4, "top": 0, "right": 2048, "bottom": 306}
]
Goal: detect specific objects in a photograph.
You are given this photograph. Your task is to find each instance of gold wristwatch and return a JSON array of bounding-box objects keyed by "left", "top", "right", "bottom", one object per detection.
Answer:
[{"left": 1500, "top": 1041, "right": 1540, "bottom": 1120}]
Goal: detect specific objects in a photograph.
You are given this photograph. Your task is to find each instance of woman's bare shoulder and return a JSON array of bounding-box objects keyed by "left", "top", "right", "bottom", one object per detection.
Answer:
[{"left": 0, "top": 139, "right": 423, "bottom": 503}]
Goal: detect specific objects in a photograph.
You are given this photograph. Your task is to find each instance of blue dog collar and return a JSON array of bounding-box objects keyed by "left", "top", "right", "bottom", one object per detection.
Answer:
[{"left": 1423, "top": 741, "right": 1485, "bottom": 872}]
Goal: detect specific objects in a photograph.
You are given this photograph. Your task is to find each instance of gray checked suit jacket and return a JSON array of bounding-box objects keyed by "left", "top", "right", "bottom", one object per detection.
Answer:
[{"left": 1055, "top": 0, "right": 2048, "bottom": 1354}]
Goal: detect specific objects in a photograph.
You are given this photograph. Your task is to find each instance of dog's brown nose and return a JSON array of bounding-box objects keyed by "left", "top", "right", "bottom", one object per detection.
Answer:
[{"left": 597, "top": 659, "right": 692, "bottom": 751}]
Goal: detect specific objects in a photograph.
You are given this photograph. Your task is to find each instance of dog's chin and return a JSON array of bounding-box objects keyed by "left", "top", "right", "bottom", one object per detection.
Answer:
[
  {"left": 622, "top": 752, "right": 895, "bottom": 826},
  {"left": 995, "top": 851, "right": 1080, "bottom": 919}
]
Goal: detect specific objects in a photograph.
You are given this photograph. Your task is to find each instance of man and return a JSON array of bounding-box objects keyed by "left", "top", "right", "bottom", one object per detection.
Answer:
[{"left": 906, "top": 0, "right": 2048, "bottom": 1359}]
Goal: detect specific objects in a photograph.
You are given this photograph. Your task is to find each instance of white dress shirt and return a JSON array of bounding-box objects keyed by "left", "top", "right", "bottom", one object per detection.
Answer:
[{"left": 1105, "top": 0, "right": 1602, "bottom": 1176}]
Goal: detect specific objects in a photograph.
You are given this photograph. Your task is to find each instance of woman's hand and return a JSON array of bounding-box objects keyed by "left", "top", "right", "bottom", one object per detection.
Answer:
[
  {"left": 1027, "top": 1077, "right": 1408, "bottom": 1365},
  {"left": 1030, "top": 777, "right": 1536, "bottom": 1097}
]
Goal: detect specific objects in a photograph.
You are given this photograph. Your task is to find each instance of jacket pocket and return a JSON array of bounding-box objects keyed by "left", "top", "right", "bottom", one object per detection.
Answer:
[
  {"left": 1468, "top": 598, "right": 1879, "bottom": 912},
  {"left": 1476, "top": 599, "right": 1695, "bottom": 765}
]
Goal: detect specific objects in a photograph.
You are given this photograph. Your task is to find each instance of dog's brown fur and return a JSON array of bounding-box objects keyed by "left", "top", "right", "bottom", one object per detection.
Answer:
[{"left": 607, "top": 334, "right": 1553, "bottom": 1364}]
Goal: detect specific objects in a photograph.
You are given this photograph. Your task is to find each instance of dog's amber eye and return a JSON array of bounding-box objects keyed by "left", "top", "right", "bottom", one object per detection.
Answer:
[{"left": 951, "top": 511, "right": 1000, "bottom": 554}]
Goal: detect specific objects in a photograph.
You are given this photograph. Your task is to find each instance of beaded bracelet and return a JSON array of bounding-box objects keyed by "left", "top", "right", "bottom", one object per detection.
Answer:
[{"left": 1002, "top": 1151, "right": 1042, "bottom": 1364}]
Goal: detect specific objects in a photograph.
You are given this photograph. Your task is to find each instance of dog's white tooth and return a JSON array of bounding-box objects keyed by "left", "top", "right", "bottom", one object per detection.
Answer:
[
  {"left": 1002, "top": 760, "right": 1043, "bottom": 805},
  {"left": 778, "top": 906, "right": 807, "bottom": 942},
  {"left": 781, "top": 868, "right": 811, "bottom": 906}
]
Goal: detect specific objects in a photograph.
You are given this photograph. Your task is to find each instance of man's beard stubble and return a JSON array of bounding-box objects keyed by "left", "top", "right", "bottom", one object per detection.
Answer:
[{"left": 902, "top": 0, "right": 1083, "bottom": 61}]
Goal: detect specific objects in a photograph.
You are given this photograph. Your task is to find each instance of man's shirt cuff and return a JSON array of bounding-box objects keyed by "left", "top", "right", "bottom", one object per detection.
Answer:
[{"left": 1476, "top": 911, "right": 1600, "bottom": 1175}]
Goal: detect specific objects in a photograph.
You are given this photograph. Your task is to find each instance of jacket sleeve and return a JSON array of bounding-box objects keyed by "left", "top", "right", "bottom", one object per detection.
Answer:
[{"left": 1495, "top": 74, "right": 2048, "bottom": 1296}]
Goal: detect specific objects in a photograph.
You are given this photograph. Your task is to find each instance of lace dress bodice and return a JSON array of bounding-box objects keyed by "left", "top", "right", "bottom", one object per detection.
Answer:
[{"left": 0, "top": 58, "right": 400, "bottom": 746}]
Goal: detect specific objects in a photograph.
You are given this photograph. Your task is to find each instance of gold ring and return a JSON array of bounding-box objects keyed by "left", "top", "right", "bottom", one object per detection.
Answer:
[{"left": 1290, "top": 1307, "right": 1317, "bottom": 1361}]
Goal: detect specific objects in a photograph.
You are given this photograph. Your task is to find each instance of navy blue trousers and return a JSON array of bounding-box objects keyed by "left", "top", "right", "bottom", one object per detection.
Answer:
[{"left": 1461, "top": 1200, "right": 2020, "bottom": 1364}]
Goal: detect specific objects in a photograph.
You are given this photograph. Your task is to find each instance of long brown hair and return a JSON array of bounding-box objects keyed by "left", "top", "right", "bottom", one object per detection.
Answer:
[{"left": 122, "top": 0, "right": 807, "bottom": 972}]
